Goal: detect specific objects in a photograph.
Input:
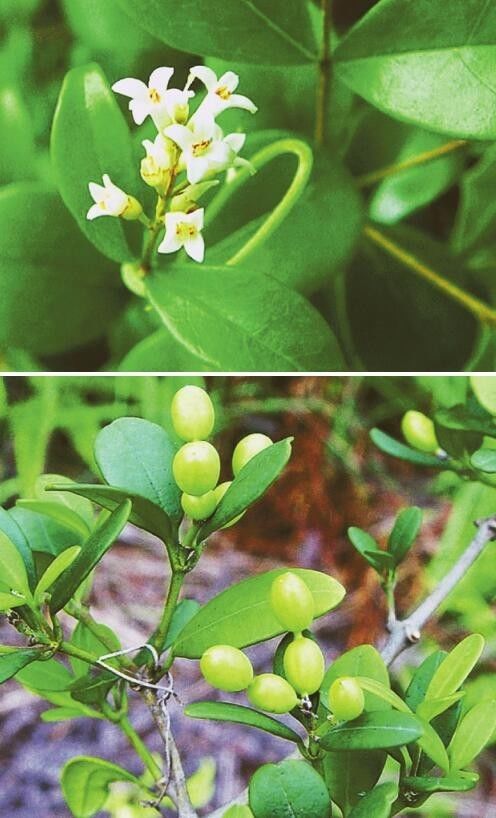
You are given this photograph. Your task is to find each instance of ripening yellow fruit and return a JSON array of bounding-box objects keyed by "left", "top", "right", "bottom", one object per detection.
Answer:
[
  {"left": 283, "top": 635, "right": 325, "bottom": 695},
  {"left": 328, "top": 677, "right": 365, "bottom": 721},
  {"left": 269, "top": 572, "right": 315, "bottom": 633},
  {"left": 232, "top": 433, "right": 273, "bottom": 476},
  {"left": 247, "top": 673, "right": 298, "bottom": 714},
  {"left": 401, "top": 410, "right": 439, "bottom": 454},
  {"left": 171, "top": 385, "right": 215, "bottom": 441},
  {"left": 200, "top": 645, "right": 253, "bottom": 692}
]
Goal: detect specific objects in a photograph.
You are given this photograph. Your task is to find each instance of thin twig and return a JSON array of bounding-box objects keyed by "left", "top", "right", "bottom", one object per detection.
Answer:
[
  {"left": 356, "top": 139, "right": 467, "bottom": 188},
  {"left": 380, "top": 515, "right": 496, "bottom": 665}
]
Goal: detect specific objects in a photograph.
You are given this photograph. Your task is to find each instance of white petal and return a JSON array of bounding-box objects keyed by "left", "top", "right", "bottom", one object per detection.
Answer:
[
  {"left": 218, "top": 71, "right": 239, "bottom": 92},
  {"left": 189, "top": 65, "right": 217, "bottom": 91},
  {"left": 87, "top": 203, "right": 106, "bottom": 220},
  {"left": 165, "top": 124, "right": 194, "bottom": 151},
  {"left": 149, "top": 66, "right": 174, "bottom": 91},
  {"left": 192, "top": 112, "right": 216, "bottom": 141},
  {"left": 88, "top": 181, "right": 106, "bottom": 201},
  {"left": 142, "top": 139, "right": 155, "bottom": 155},
  {"left": 184, "top": 233, "right": 205, "bottom": 263},
  {"left": 208, "top": 141, "right": 231, "bottom": 167},
  {"left": 158, "top": 231, "right": 183, "bottom": 254},
  {"left": 228, "top": 93, "right": 257, "bottom": 114},
  {"left": 165, "top": 211, "right": 184, "bottom": 229},
  {"left": 112, "top": 77, "right": 148, "bottom": 99},
  {"left": 187, "top": 156, "right": 210, "bottom": 184},
  {"left": 188, "top": 208, "right": 204, "bottom": 230},
  {"left": 130, "top": 98, "right": 151, "bottom": 125},
  {"left": 224, "top": 133, "right": 246, "bottom": 154}
]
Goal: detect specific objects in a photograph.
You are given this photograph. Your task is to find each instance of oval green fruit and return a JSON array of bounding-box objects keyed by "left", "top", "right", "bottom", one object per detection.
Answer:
[
  {"left": 173, "top": 441, "right": 220, "bottom": 496},
  {"left": 171, "top": 385, "right": 215, "bottom": 441},
  {"left": 401, "top": 410, "right": 439, "bottom": 454},
  {"left": 283, "top": 636, "right": 325, "bottom": 695},
  {"left": 232, "top": 433, "right": 273, "bottom": 476},
  {"left": 181, "top": 490, "right": 217, "bottom": 520},
  {"left": 200, "top": 645, "right": 254, "bottom": 692},
  {"left": 328, "top": 676, "right": 365, "bottom": 721},
  {"left": 247, "top": 673, "right": 298, "bottom": 714},
  {"left": 270, "top": 572, "right": 314, "bottom": 633}
]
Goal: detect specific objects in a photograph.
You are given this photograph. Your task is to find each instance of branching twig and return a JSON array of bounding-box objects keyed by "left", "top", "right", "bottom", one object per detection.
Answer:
[{"left": 381, "top": 515, "right": 496, "bottom": 665}]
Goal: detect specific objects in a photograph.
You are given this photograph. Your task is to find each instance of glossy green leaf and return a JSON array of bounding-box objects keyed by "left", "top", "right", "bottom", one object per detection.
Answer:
[
  {"left": 69, "top": 620, "right": 121, "bottom": 678},
  {"left": 0, "top": 184, "right": 125, "bottom": 355},
  {"left": 321, "top": 711, "right": 423, "bottom": 751},
  {"left": 61, "top": 756, "right": 139, "bottom": 818},
  {"left": 347, "top": 783, "right": 397, "bottom": 818},
  {"left": 185, "top": 701, "right": 301, "bottom": 744},
  {"left": 35, "top": 546, "right": 81, "bottom": 599},
  {"left": 249, "top": 760, "right": 331, "bottom": 818},
  {"left": 199, "top": 438, "right": 293, "bottom": 538},
  {"left": 18, "top": 474, "right": 94, "bottom": 539},
  {"left": 370, "top": 428, "right": 446, "bottom": 468},
  {"left": 335, "top": 0, "right": 496, "bottom": 139},
  {"left": 401, "top": 773, "right": 478, "bottom": 794},
  {"left": 69, "top": 670, "right": 117, "bottom": 706},
  {"left": 347, "top": 527, "right": 391, "bottom": 573},
  {"left": 0, "top": 592, "right": 27, "bottom": 611},
  {"left": 355, "top": 677, "right": 410, "bottom": 713},
  {"left": 321, "top": 646, "right": 391, "bottom": 713},
  {"left": 322, "top": 749, "right": 386, "bottom": 815},
  {"left": 425, "top": 634, "right": 485, "bottom": 701},
  {"left": 0, "top": 646, "right": 41, "bottom": 683},
  {"left": 95, "top": 417, "right": 181, "bottom": 524},
  {"left": 146, "top": 267, "right": 344, "bottom": 372},
  {"left": 0, "top": 86, "right": 37, "bottom": 184},
  {"left": 120, "top": 328, "right": 210, "bottom": 372},
  {"left": 51, "top": 62, "right": 139, "bottom": 263},
  {"left": 163, "top": 599, "right": 201, "bottom": 651},
  {"left": 49, "top": 501, "right": 131, "bottom": 613},
  {"left": 173, "top": 568, "right": 345, "bottom": 658},
  {"left": 0, "top": 507, "right": 36, "bottom": 589},
  {"left": 453, "top": 144, "right": 496, "bottom": 254},
  {"left": 388, "top": 506, "right": 423, "bottom": 565},
  {"left": 0, "top": 530, "right": 31, "bottom": 598},
  {"left": 470, "top": 375, "right": 496, "bottom": 415},
  {"left": 47, "top": 482, "right": 173, "bottom": 543},
  {"left": 417, "top": 693, "right": 465, "bottom": 723},
  {"left": 435, "top": 405, "right": 496, "bottom": 438},
  {"left": 448, "top": 700, "right": 496, "bottom": 771},
  {"left": 470, "top": 448, "right": 496, "bottom": 472},
  {"left": 10, "top": 505, "right": 83, "bottom": 556},
  {"left": 115, "top": 0, "right": 319, "bottom": 65}
]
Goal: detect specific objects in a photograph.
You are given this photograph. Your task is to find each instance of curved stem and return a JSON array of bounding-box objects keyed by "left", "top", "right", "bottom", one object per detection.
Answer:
[
  {"left": 119, "top": 714, "right": 162, "bottom": 779},
  {"left": 364, "top": 224, "right": 496, "bottom": 327},
  {"left": 205, "top": 138, "right": 312, "bottom": 266},
  {"left": 315, "top": 0, "right": 332, "bottom": 146},
  {"left": 357, "top": 139, "right": 467, "bottom": 188},
  {"left": 150, "top": 570, "right": 186, "bottom": 655}
]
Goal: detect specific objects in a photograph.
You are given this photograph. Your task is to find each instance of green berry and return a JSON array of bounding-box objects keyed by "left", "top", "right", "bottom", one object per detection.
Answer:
[
  {"left": 283, "top": 635, "right": 325, "bottom": 695},
  {"left": 171, "top": 385, "right": 215, "bottom": 442},
  {"left": 181, "top": 490, "right": 217, "bottom": 520},
  {"left": 214, "top": 481, "right": 244, "bottom": 528},
  {"left": 247, "top": 673, "right": 298, "bottom": 714},
  {"left": 200, "top": 645, "right": 253, "bottom": 692},
  {"left": 232, "top": 433, "right": 273, "bottom": 476},
  {"left": 173, "top": 441, "right": 220, "bottom": 496},
  {"left": 270, "top": 572, "right": 314, "bottom": 633},
  {"left": 401, "top": 410, "right": 439, "bottom": 454},
  {"left": 328, "top": 677, "right": 365, "bottom": 721}
]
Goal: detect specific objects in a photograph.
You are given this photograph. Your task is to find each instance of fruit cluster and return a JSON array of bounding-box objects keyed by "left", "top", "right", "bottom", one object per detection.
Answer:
[
  {"left": 171, "top": 385, "right": 273, "bottom": 523},
  {"left": 199, "top": 571, "right": 365, "bottom": 722}
]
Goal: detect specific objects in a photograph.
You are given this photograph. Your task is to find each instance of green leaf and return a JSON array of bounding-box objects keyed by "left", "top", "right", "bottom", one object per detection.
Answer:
[
  {"left": 163, "top": 599, "right": 201, "bottom": 651},
  {"left": 435, "top": 405, "right": 496, "bottom": 438},
  {"left": 0, "top": 592, "right": 28, "bottom": 611},
  {"left": 0, "top": 184, "right": 125, "bottom": 355},
  {"left": 249, "top": 760, "right": 331, "bottom": 818},
  {"left": 347, "top": 783, "right": 398, "bottom": 818},
  {"left": 69, "top": 620, "right": 121, "bottom": 678},
  {"left": 355, "top": 677, "right": 410, "bottom": 714},
  {"left": 425, "top": 634, "right": 485, "bottom": 701},
  {"left": 10, "top": 505, "right": 82, "bottom": 556},
  {"left": 185, "top": 701, "right": 302, "bottom": 744},
  {"left": 49, "top": 501, "right": 132, "bottom": 613},
  {"left": 347, "top": 527, "right": 391, "bottom": 573},
  {"left": 120, "top": 328, "right": 210, "bottom": 372},
  {"left": 0, "top": 507, "right": 36, "bottom": 589},
  {"left": 417, "top": 693, "right": 465, "bottom": 723},
  {"left": 320, "top": 711, "right": 423, "bottom": 751},
  {"left": 47, "top": 483, "right": 173, "bottom": 543},
  {"left": 95, "top": 417, "right": 181, "bottom": 524},
  {"left": 370, "top": 428, "right": 446, "bottom": 468},
  {"left": 321, "top": 646, "right": 391, "bottom": 713},
  {"left": 115, "top": 0, "right": 319, "bottom": 65},
  {"left": 0, "top": 646, "right": 41, "bottom": 683},
  {"left": 0, "top": 86, "right": 37, "bottom": 184},
  {"left": 448, "top": 700, "right": 496, "bottom": 771},
  {"left": 18, "top": 474, "right": 94, "bottom": 539},
  {"left": 146, "top": 267, "right": 344, "bottom": 372},
  {"left": 471, "top": 374, "right": 496, "bottom": 415},
  {"left": 335, "top": 0, "right": 496, "bottom": 139},
  {"left": 388, "top": 507, "right": 423, "bottom": 565},
  {"left": 35, "top": 546, "right": 81, "bottom": 599},
  {"left": 61, "top": 756, "right": 139, "bottom": 818},
  {"left": 453, "top": 144, "right": 496, "bottom": 254},
  {"left": 51, "top": 63, "right": 139, "bottom": 263},
  {"left": 401, "top": 773, "right": 479, "bottom": 794},
  {"left": 199, "top": 438, "right": 293, "bottom": 538},
  {"left": 69, "top": 670, "right": 117, "bottom": 706},
  {"left": 223, "top": 807, "right": 254, "bottom": 818},
  {"left": 0, "top": 530, "right": 31, "bottom": 598},
  {"left": 322, "top": 749, "right": 386, "bottom": 815},
  {"left": 41, "top": 706, "right": 102, "bottom": 723},
  {"left": 173, "top": 568, "right": 345, "bottom": 658},
  {"left": 470, "top": 447, "right": 496, "bottom": 472}
]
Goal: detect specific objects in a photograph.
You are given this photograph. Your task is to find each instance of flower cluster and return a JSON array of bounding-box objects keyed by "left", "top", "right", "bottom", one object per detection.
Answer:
[{"left": 86, "top": 65, "right": 257, "bottom": 264}]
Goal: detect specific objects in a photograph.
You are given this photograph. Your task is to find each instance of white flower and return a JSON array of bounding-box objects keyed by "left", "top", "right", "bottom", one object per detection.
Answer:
[
  {"left": 165, "top": 115, "right": 250, "bottom": 184},
  {"left": 188, "top": 65, "right": 257, "bottom": 119},
  {"left": 140, "top": 134, "right": 176, "bottom": 192},
  {"left": 112, "top": 67, "right": 193, "bottom": 130},
  {"left": 87, "top": 174, "right": 141, "bottom": 221},
  {"left": 158, "top": 209, "right": 205, "bottom": 263}
]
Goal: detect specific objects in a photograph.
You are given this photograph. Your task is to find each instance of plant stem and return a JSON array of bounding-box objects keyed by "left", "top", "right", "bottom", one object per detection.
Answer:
[
  {"left": 60, "top": 640, "right": 101, "bottom": 668},
  {"left": 139, "top": 146, "right": 180, "bottom": 275},
  {"left": 364, "top": 224, "right": 496, "bottom": 328},
  {"left": 204, "top": 138, "right": 312, "bottom": 266},
  {"left": 357, "top": 139, "right": 467, "bottom": 188},
  {"left": 381, "top": 515, "right": 496, "bottom": 665},
  {"left": 150, "top": 570, "right": 186, "bottom": 655},
  {"left": 119, "top": 714, "right": 162, "bottom": 778},
  {"left": 315, "top": 0, "right": 332, "bottom": 146}
]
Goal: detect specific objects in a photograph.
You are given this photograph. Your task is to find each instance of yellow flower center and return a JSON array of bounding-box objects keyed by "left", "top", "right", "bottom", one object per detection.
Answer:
[
  {"left": 149, "top": 88, "right": 161, "bottom": 103},
  {"left": 192, "top": 139, "right": 212, "bottom": 156},
  {"left": 176, "top": 222, "right": 198, "bottom": 240},
  {"left": 216, "top": 85, "right": 231, "bottom": 100}
]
